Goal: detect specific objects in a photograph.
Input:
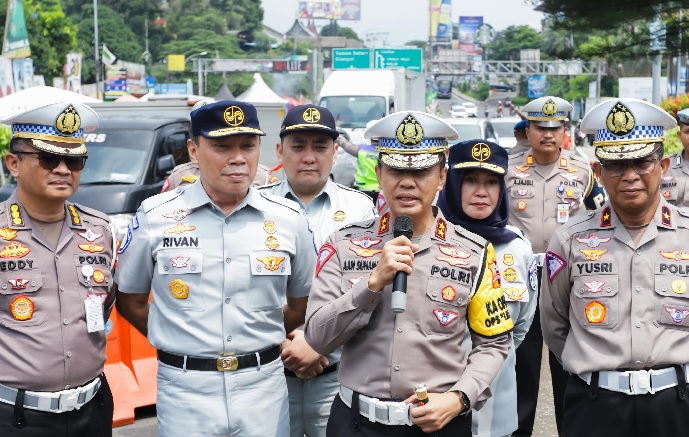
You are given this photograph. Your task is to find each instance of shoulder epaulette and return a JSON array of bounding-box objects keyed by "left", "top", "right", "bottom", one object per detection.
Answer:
[
  {"left": 71, "top": 203, "right": 111, "bottom": 223},
  {"left": 508, "top": 151, "right": 526, "bottom": 160},
  {"left": 558, "top": 211, "right": 597, "bottom": 240},
  {"left": 256, "top": 181, "right": 281, "bottom": 191},
  {"left": 169, "top": 161, "right": 198, "bottom": 177},
  {"left": 569, "top": 153, "right": 593, "bottom": 166},
  {"left": 450, "top": 222, "right": 487, "bottom": 251},
  {"left": 141, "top": 188, "right": 184, "bottom": 213},
  {"left": 505, "top": 224, "right": 529, "bottom": 243},
  {"left": 259, "top": 191, "right": 300, "bottom": 213}
]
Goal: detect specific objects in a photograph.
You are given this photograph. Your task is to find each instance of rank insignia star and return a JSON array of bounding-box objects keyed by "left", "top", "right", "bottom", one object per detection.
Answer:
[
  {"left": 378, "top": 212, "right": 390, "bottom": 235},
  {"left": 662, "top": 206, "right": 672, "bottom": 226},
  {"left": 435, "top": 218, "right": 447, "bottom": 240},
  {"left": 600, "top": 206, "right": 612, "bottom": 227},
  {"left": 665, "top": 307, "right": 689, "bottom": 323},
  {"left": 579, "top": 249, "right": 608, "bottom": 261},
  {"left": 78, "top": 228, "right": 103, "bottom": 242}
]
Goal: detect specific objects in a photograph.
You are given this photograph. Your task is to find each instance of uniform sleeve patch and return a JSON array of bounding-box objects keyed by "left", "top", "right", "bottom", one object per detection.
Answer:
[
  {"left": 545, "top": 251, "right": 566, "bottom": 282},
  {"left": 161, "top": 178, "right": 170, "bottom": 193},
  {"left": 528, "top": 257, "right": 538, "bottom": 292},
  {"left": 315, "top": 243, "right": 336, "bottom": 277},
  {"left": 117, "top": 224, "right": 133, "bottom": 254}
]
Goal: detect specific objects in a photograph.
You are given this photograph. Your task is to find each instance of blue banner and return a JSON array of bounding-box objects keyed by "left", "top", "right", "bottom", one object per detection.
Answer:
[{"left": 528, "top": 75, "right": 547, "bottom": 98}]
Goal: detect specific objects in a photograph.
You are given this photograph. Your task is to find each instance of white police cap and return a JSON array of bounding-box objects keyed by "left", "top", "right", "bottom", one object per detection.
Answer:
[
  {"left": 522, "top": 96, "right": 573, "bottom": 127},
  {"left": 0, "top": 101, "right": 99, "bottom": 156},
  {"left": 364, "top": 111, "right": 458, "bottom": 169},
  {"left": 580, "top": 98, "right": 676, "bottom": 161}
]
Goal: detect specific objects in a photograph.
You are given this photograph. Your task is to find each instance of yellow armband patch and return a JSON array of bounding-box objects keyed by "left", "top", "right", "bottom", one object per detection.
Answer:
[{"left": 468, "top": 244, "right": 514, "bottom": 337}]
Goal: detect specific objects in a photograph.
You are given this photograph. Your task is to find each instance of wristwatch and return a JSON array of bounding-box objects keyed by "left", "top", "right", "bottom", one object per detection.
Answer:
[{"left": 458, "top": 391, "right": 471, "bottom": 416}]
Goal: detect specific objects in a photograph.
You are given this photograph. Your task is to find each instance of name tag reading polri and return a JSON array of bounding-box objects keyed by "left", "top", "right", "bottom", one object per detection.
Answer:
[{"left": 250, "top": 251, "right": 291, "bottom": 275}]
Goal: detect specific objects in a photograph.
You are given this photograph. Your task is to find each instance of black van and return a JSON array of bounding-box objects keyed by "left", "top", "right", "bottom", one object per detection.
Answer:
[{"left": 0, "top": 115, "right": 192, "bottom": 240}]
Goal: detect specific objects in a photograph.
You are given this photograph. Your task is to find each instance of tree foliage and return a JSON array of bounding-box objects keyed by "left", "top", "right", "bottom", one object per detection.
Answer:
[
  {"left": 485, "top": 25, "right": 541, "bottom": 60},
  {"left": 320, "top": 23, "right": 360, "bottom": 41}
]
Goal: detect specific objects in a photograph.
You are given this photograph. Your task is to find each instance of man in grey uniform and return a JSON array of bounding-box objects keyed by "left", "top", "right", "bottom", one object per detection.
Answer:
[
  {"left": 507, "top": 96, "right": 607, "bottom": 436},
  {"left": 305, "top": 111, "right": 513, "bottom": 436},
  {"left": 258, "top": 104, "right": 375, "bottom": 437},
  {"left": 541, "top": 98, "right": 687, "bottom": 437},
  {"left": 660, "top": 107, "right": 689, "bottom": 207},
  {"left": 115, "top": 100, "right": 316, "bottom": 437},
  {"left": 0, "top": 102, "right": 116, "bottom": 435}
]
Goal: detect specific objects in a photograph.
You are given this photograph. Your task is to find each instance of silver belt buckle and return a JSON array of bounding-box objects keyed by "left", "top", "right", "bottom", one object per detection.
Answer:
[
  {"left": 58, "top": 389, "right": 79, "bottom": 412},
  {"left": 629, "top": 370, "right": 652, "bottom": 395},
  {"left": 386, "top": 402, "right": 410, "bottom": 426}
]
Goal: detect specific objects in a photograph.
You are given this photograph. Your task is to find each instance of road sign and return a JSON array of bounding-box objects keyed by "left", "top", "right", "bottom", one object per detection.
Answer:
[
  {"left": 332, "top": 48, "right": 371, "bottom": 69},
  {"left": 373, "top": 48, "right": 423, "bottom": 72}
]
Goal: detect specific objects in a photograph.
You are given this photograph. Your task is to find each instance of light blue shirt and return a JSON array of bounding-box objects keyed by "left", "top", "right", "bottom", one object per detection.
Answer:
[{"left": 115, "top": 180, "right": 316, "bottom": 357}]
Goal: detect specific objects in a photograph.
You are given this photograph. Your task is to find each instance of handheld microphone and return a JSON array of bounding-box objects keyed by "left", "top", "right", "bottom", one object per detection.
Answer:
[{"left": 391, "top": 215, "right": 413, "bottom": 313}]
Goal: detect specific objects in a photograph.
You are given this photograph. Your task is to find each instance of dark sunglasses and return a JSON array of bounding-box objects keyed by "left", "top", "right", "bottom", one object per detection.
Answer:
[{"left": 13, "top": 151, "right": 88, "bottom": 171}]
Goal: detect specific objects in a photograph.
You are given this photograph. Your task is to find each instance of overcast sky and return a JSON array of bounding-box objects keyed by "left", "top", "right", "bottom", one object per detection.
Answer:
[{"left": 260, "top": 0, "right": 544, "bottom": 47}]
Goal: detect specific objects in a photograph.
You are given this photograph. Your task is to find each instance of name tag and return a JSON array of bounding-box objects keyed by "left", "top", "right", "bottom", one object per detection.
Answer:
[
  {"left": 157, "top": 250, "right": 203, "bottom": 274},
  {"left": 250, "top": 251, "right": 291, "bottom": 275}
]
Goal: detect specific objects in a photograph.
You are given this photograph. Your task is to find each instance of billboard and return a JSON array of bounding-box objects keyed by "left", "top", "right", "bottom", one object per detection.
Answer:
[
  {"left": 12, "top": 58, "right": 32, "bottom": 91},
  {"left": 430, "top": 0, "right": 452, "bottom": 41},
  {"left": 0, "top": 56, "right": 14, "bottom": 96},
  {"left": 65, "top": 53, "right": 82, "bottom": 94},
  {"left": 298, "top": 0, "right": 361, "bottom": 20},
  {"left": 2, "top": 0, "right": 30, "bottom": 58},
  {"left": 459, "top": 16, "right": 483, "bottom": 55},
  {"left": 528, "top": 75, "right": 547, "bottom": 99}
]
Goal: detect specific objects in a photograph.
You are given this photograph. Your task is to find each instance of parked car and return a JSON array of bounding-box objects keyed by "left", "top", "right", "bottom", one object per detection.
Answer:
[
  {"left": 488, "top": 116, "right": 522, "bottom": 151},
  {"left": 0, "top": 116, "right": 191, "bottom": 240},
  {"left": 461, "top": 102, "right": 478, "bottom": 117},
  {"left": 443, "top": 117, "right": 498, "bottom": 145},
  {"left": 449, "top": 105, "right": 468, "bottom": 118}
]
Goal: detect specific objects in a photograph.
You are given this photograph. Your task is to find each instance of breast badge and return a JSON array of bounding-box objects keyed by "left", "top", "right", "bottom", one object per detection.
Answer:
[
  {"left": 436, "top": 245, "right": 470, "bottom": 267},
  {"left": 349, "top": 247, "right": 382, "bottom": 258},
  {"left": 659, "top": 250, "right": 689, "bottom": 261},
  {"left": 0, "top": 242, "right": 30, "bottom": 259},
  {"left": 164, "top": 223, "right": 197, "bottom": 234},
  {"left": 559, "top": 173, "right": 580, "bottom": 182},
  {"left": 8, "top": 278, "right": 29, "bottom": 290},
  {"left": 503, "top": 254, "right": 514, "bottom": 266},
  {"left": 585, "top": 300, "right": 606, "bottom": 323},
  {"left": 515, "top": 165, "right": 530, "bottom": 172},
  {"left": 664, "top": 191, "right": 672, "bottom": 198},
  {"left": 0, "top": 228, "right": 17, "bottom": 241},
  {"left": 263, "top": 220, "right": 276, "bottom": 234},
  {"left": 78, "top": 243, "right": 105, "bottom": 253},
  {"left": 265, "top": 236, "right": 280, "bottom": 250},
  {"left": 517, "top": 200, "right": 527, "bottom": 210},
  {"left": 665, "top": 307, "right": 689, "bottom": 323},
  {"left": 351, "top": 236, "right": 382, "bottom": 249},
  {"left": 256, "top": 256, "right": 286, "bottom": 272},
  {"left": 441, "top": 285, "right": 456, "bottom": 301},
  {"left": 169, "top": 279, "right": 189, "bottom": 299},
  {"left": 433, "top": 309, "right": 459, "bottom": 326},
  {"left": 514, "top": 172, "right": 531, "bottom": 179},
  {"left": 575, "top": 234, "right": 611, "bottom": 248},
  {"left": 163, "top": 209, "right": 195, "bottom": 221},
  {"left": 93, "top": 270, "right": 105, "bottom": 284},
  {"left": 584, "top": 280, "right": 606, "bottom": 293},
  {"left": 504, "top": 287, "right": 527, "bottom": 301},
  {"left": 315, "top": 244, "right": 336, "bottom": 276},
  {"left": 10, "top": 295, "right": 34, "bottom": 320},
  {"left": 579, "top": 249, "right": 608, "bottom": 261},
  {"left": 503, "top": 268, "right": 518, "bottom": 282},
  {"left": 672, "top": 279, "right": 687, "bottom": 294},
  {"left": 333, "top": 210, "right": 346, "bottom": 222},
  {"left": 170, "top": 256, "right": 190, "bottom": 268},
  {"left": 78, "top": 228, "right": 103, "bottom": 242}
]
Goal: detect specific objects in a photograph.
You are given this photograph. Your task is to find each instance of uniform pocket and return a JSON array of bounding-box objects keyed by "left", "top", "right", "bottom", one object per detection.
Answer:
[
  {"left": 156, "top": 249, "right": 205, "bottom": 311},
  {"left": 571, "top": 275, "right": 619, "bottom": 328},
  {"left": 654, "top": 275, "right": 689, "bottom": 329},
  {"left": 248, "top": 251, "right": 290, "bottom": 311},
  {"left": 0, "top": 271, "right": 46, "bottom": 327},
  {"left": 422, "top": 276, "right": 469, "bottom": 336},
  {"left": 509, "top": 186, "right": 535, "bottom": 218}
]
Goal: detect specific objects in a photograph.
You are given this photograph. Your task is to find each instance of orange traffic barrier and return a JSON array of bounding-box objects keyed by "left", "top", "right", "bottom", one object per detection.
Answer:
[{"left": 104, "top": 307, "right": 158, "bottom": 427}]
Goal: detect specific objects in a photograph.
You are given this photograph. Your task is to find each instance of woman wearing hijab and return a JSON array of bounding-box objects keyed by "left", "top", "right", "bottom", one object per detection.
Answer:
[{"left": 437, "top": 140, "right": 538, "bottom": 437}]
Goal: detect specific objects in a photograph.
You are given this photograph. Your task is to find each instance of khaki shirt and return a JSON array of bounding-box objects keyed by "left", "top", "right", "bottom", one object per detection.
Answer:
[
  {"left": 506, "top": 149, "right": 603, "bottom": 253},
  {"left": 304, "top": 210, "right": 513, "bottom": 407},
  {"left": 162, "top": 162, "right": 277, "bottom": 192},
  {"left": 541, "top": 200, "right": 689, "bottom": 374},
  {"left": 661, "top": 153, "right": 689, "bottom": 208},
  {"left": 0, "top": 192, "right": 116, "bottom": 391}
]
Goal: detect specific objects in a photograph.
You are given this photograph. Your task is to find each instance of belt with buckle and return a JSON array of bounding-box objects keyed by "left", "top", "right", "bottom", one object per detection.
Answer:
[
  {"left": 578, "top": 364, "right": 689, "bottom": 395},
  {"left": 0, "top": 376, "right": 102, "bottom": 413},
  {"left": 157, "top": 345, "right": 281, "bottom": 371},
  {"left": 339, "top": 385, "right": 412, "bottom": 426},
  {"left": 284, "top": 363, "right": 339, "bottom": 379}
]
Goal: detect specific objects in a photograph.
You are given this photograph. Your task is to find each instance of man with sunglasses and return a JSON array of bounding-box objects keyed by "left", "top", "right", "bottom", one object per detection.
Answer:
[
  {"left": 0, "top": 101, "right": 117, "bottom": 435},
  {"left": 541, "top": 98, "right": 688, "bottom": 437}
]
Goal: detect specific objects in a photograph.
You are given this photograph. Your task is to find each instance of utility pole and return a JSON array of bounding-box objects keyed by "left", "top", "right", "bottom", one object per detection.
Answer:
[{"left": 93, "top": 0, "right": 100, "bottom": 98}]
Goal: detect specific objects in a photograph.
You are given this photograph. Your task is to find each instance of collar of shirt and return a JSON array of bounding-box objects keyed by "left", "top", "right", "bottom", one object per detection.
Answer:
[
  {"left": 183, "top": 178, "right": 261, "bottom": 216},
  {"left": 274, "top": 179, "right": 333, "bottom": 212}
]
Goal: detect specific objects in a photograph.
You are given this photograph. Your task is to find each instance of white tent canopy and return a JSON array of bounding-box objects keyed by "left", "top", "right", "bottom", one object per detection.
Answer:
[
  {"left": 0, "top": 86, "right": 101, "bottom": 119},
  {"left": 237, "top": 73, "right": 287, "bottom": 104}
]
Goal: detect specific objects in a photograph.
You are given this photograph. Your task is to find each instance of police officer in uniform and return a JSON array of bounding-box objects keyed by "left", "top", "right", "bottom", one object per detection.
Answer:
[
  {"left": 541, "top": 98, "right": 687, "bottom": 437},
  {"left": 438, "top": 140, "right": 538, "bottom": 437},
  {"left": 305, "top": 111, "right": 513, "bottom": 436},
  {"left": 258, "top": 104, "right": 375, "bottom": 437},
  {"left": 0, "top": 102, "right": 116, "bottom": 436},
  {"left": 115, "top": 100, "right": 316, "bottom": 437},
  {"left": 510, "top": 120, "right": 530, "bottom": 156},
  {"left": 660, "top": 108, "right": 689, "bottom": 207},
  {"left": 506, "top": 96, "right": 606, "bottom": 436}
]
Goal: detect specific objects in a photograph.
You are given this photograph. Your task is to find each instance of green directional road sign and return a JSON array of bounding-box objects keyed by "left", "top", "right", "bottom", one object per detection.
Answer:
[
  {"left": 372, "top": 48, "right": 423, "bottom": 72},
  {"left": 332, "top": 48, "right": 371, "bottom": 69}
]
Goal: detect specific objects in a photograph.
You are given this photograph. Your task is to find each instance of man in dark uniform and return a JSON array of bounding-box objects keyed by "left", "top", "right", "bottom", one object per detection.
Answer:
[
  {"left": 542, "top": 98, "right": 687, "bottom": 437},
  {"left": 0, "top": 101, "right": 116, "bottom": 436}
]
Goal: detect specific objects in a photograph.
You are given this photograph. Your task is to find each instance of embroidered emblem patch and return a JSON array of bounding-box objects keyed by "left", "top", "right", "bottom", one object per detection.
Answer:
[
  {"left": 164, "top": 223, "right": 196, "bottom": 234},
  {"left": 515, "top": 165, "right": 531, "bottom": 172},
  {"left": 503, "top": 254, "right": 514, "bottom": 266},
  {"left": 78, "top": 243, "right": 105, "bottom": 253},
  {"left": 585, "top": 300, "right": 606, "bottom": 323},
  {"left": 10, "top": 295, "right": 34, "bottom": 320},
  {"left": 265, "top": 236, "right": 280, "bottom": 250},
  {"left": 518, "top": 200, "right": 527, "bottom": 210},
  {"left": 504, "top": 287, "right": 527, "bottom": 301},
  {"left": 665, "top": 307, "right": 689, "bottom": 323},
  {"left": 263, "top": 220, "right": 276, "bottom": 234},
  {"left": 170, "top": 256, "right": 190, "bottom": 268},
  {"left": 545, "top": 251, "right": 566, "bottom": 282},
  {"left": 516, "top": 189, "right": 528, "bottom": 196},
  {"left": 117, "top": 225, "right": 133, "bottom": 254},
  {"left": 584, "top": 280, "right": 605, "bottom": 293},
  {"left": 376, "top": 194, "right": 387, "bottom": 213},
  {"left": 514, "top": 172, "right": 531, "bottom": 179},
  {"left": 8, "top": 278, "right": 28, "bottom": 290},
  {"left": 528, "top": 258, "right": 538, "bottom": 291},
  {"left": 0, "top": 228, "right": 17, "bottom": 241},
  {"left": 436, "top": 245, "right": 470, "bottom": 266},
  {"left": 163, "top": 209, "right": 195, "bottom": 222},
  {"left": 441, "top": 285, "right": 456, "bottom": 301},
  {"left": 349, "top": 247, "right": 382, "bottom": 258},
  {"left": 659, "top": 250, "right": 689, "bottom": 261},
  {"left": 575, "top": 234, "right": 611, "bottom": 248},
  {"left": 78, "top": 228, "right": 103, "bottom": 242},
  {"left": 0, "top": 242, "right": 30, "bottom": 259},
  {"left": 559, "top": 173, "right": 580, "bottom": 182},
  {"left": 256, "top": 256, "right": 286, "bottom": 272},
  {"left": 433, "top": 309, "right": 459, "bottom": 326},
  {"left": 579, "top": 249, "right": 608, "bottom": 261},
  {"left": 503, "top": 268, "right": 518, "bottom": 282},
  {"left": 351, "top": 236, "right": 382, "bottom": 249},
  {"left": 315, "top": 244, "right": 336, "bottom": 277}
]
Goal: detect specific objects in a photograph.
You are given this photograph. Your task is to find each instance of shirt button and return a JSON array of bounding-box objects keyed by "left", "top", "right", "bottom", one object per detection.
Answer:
[
  {"left": 636, "top": 250, "right": 642, "bottom": 256},
  {"left": 225, "top": 298, "right": 231, "bottom": 304},
  {"left": 636, "top": 322, "right": 643, "bottom": 328},
  {"left": 397, "top": 327, "right": 403, "bottom": 333},
  {"left": 66, "top": 351, "right": 72, "bottom": 358},
  {"left": 225, "top": 218, "right": 230, "bottom": 224},
  {"left": 226, "top": 336, "right": 232, "bottom": 342},
  {"left": 394, "top": 365, "right": 401, "bottom": 371},
  {"left": 65, "top": 385, "right": 70, "bottom": 389},
  {"left": 635, "top": 286, "right": 642, "bottom": 291},
  {"left": 636, "top": 360, "right": 643, "bottom": 365},
  {"left": 225, "top": 258, "right": 231, "bottom": 264},
  {"left": 59, "top": 285, "right": 65, "bottom": 292},
  {"left": 63, "top": 319, "right": 69, "bottom": 325},
  {"left": 432, "top": 291, "right": 438, "bottom": 297}
]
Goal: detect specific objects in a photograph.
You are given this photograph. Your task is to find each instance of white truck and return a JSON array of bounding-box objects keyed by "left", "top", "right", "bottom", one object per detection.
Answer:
[{"left": 318, "top": 68, "right": 426, "bottom": 145}]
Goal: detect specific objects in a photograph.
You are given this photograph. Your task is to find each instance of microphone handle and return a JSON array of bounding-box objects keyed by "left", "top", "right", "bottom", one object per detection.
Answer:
[{"left": 391, "top": 272, "right": 407, "bottom": 313}]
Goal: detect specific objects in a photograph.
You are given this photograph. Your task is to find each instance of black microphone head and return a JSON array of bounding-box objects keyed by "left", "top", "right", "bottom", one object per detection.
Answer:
[{"left": 393, "top": 215, "right": 413, "bottom": 240}]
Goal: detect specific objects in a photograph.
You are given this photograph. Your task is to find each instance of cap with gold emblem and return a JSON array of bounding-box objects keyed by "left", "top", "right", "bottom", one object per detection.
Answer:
[
  {"left": 580, "top": 98, "right": 677, "bottom": 160},
  {"left": 521, "top": 96, "right": 573, "bottom": 128},
  {"left": 280, "top": 104, "right": 339, "bottom": 140},
  {"left": 0, "top": 101, "right": 99, "bottom": 156},
  {"left": 364, "top": 111, "right": 458, "bottom": 170},
  {"left": 449, "top": 139, "right": 508, "bottom": 175},
  {"left": 191, "top": 100, "right": 265, "bottom": 138}
]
